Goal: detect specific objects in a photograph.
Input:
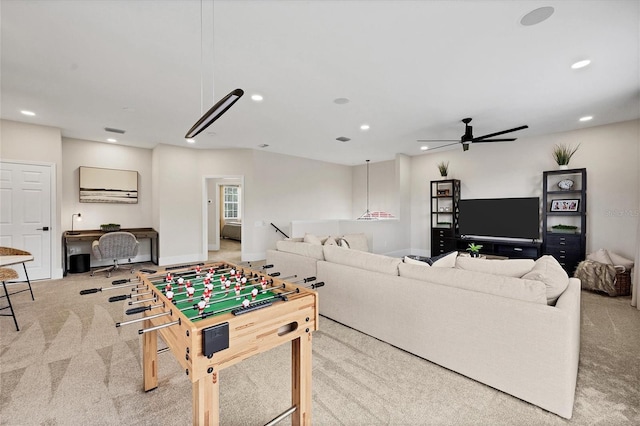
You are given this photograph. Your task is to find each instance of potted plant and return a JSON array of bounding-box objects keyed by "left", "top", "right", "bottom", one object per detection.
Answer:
[
  {"left": 552, "top": 144, "right": 580, "bottom": 169},
  {"left": 100, "top": 223, "right": 121, "bottom": 232},
  {"left": 467, "top": 243, "right": 483, "bottom": 258},
  {"left": 551, "top": 224, "right": 578, "bottom": 234},
  {"left": 437, "top": 161, "right": 449, "bottom": 177}
]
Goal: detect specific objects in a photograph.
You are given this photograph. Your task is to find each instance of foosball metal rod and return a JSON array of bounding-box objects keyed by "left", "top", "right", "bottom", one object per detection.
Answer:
[
  {"left": 147, "top": 267, "right": 234, "bottom": 284},
  {"left": 80, "top": 281, "right": 142, "bottom": 295},
  {"left": 138, "top": 319, "right": 181, "bottom": 335},
  {"left": 264, "top": 405, "right": 297, "bottom": 426},
  {"left": 157, "top": 347, "right": 170, "bottom": 354},
  {"left": 108, "top": 291, "right": 152, "bottom": 302},
  {"left": 128, "top": 296, "right": 157, "bottom": 306},
  {"left": 125, "top": 303, "right": 164, "bottom": 315},
  {"left": 116, "top": 310, "right": 172, "bottom": 327}
]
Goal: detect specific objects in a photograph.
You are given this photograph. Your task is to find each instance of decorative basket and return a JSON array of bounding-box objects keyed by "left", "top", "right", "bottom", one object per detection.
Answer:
[{"left": 614, "top": 268, "right": 631, "bottom": 296}]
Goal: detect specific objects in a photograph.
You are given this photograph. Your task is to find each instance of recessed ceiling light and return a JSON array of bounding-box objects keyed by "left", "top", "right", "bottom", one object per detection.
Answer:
[
  {"left": 185, "top": 138, "right": 196, "bottom": 144},
  {"left": 334, "top": 98, "right": 350, "bottom": 105},
  {"left": 107, "top": 138, "right": 117, "bottom": 143},
  {"left": 251, "top": 94, "right": 263, "bottom": 102},
  {"left": 520, "top": 6, "right": 554, "bottom": 26},
  {"left": 420, "top": 146, "right": 429, "bottom": 151},
  {"left": 579, "top": 116, "right": 593, "bottom": 122},
  {"left": 20, "top": 110, "right": 36, "bottom": 116},
  {"left": 571, "top": 59, "right": 591, "bottom": 69},
  {"left": 360, "top": 124, "right": 370, "bottom": 131}
]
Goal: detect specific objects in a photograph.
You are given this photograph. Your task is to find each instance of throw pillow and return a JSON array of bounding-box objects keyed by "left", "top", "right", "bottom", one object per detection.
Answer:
[
  {"left": 429, "top": 251, "right": 458, "bottom": 268},
  {"left": 587, "top": 248, "right": 614, "bottom": 265},
  {"left": 303, "top": 233, "right": 323, "bottom": 245},
  {"left": 607, "top": 251, "right": 634, "bottom": 270},
  {"left": 342, "top": 233, "right": 369, "bottom": 252},
  {"left": 521, "top": 255, "right": 569, "bottom": 305},
  {"left": 324, "top": 236, "right": 339, "bottom": 246},
  {"left": 404, "top": 256, "right": 431, "bottom": 266}
]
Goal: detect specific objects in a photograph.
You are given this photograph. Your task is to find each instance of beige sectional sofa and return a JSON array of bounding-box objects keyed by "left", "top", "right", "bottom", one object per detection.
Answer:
[{"left": 266, "top": 236, "right": 581, "bottom": 419}]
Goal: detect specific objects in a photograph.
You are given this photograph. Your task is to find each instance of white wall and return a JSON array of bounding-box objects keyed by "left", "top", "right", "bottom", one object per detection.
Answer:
[
  {"left": 411, "top": 119, "right": 640, "bottom": 259},
  {"left": 61, "top": 138, "right": 153, "bottom": 230}
]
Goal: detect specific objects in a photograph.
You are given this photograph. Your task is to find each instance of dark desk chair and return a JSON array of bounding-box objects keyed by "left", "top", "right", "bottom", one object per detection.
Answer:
[{"left": 91, "top": 232, "right": 139, "bottom": 278}]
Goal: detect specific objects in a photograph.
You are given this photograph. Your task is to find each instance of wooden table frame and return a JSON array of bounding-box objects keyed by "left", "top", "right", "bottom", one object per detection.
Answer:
[{"left": 134, "top": 262, "right": 318, "bottom": 425}]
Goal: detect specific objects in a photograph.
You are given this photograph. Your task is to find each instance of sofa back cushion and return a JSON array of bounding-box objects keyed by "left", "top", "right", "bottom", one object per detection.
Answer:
[
  {"left": 521, "top": 255, "right": 569, "bottom": 305},
  {"left": 338, "top": 233, "right": 370, "bottom": 252},
  {"left": 398, "top": 263, "right": 547, "bottom": 304},
  {"left": 455, "top": 257, "right": 535, "bottom": 277},
  {"left": 275, "top": 240, "right": 324, "bottom": 260},
  {"left": 323, "top": 244, "right": 400, "bottom": 276}
]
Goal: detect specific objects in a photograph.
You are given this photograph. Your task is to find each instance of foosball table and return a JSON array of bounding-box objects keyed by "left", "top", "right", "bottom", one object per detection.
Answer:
[{"left": 82, "top": 261, "right": 321, "bottom": 425}]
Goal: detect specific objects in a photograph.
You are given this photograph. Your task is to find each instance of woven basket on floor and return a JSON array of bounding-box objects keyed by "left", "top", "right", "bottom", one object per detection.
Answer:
[{"left": 614, "top": 268, "right": 631, "bottom": 296}]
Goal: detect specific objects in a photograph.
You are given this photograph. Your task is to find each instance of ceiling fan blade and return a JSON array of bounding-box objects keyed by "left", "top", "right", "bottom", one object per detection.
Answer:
[
  {"left": 472, "top": 138, "right": 517, "bottom": 143},
  {"left": 416, "top": 139, "right": 459, "bottom": 142},
  {"left": 420, "top": 141, "right": 460, "bottom": 151},
  {"left": 473, "top": 125, "right": 528, "bottom": 141}
]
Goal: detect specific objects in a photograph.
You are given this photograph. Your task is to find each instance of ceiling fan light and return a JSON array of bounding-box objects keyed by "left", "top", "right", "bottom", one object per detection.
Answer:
[{"left": 185, "top": 88, "right": 244, "bottom": 138}]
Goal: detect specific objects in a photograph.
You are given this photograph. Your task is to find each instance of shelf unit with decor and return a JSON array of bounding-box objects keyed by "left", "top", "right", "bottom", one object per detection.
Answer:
[
  {"left": 542, "top": 168, "right": 587, "bottom": 275},
  {"left": 430, "top": 179, "right": 460, "bottom": 256}
]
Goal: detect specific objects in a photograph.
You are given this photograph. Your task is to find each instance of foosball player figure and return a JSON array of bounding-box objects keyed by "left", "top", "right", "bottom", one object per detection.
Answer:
[
  {"left": 165, "top": 272, "right": 172, "bottom": 283},
  {"left": 225, "top": 280, "right": 231, "bottom": 295},
  {"left": 186, "top": 285, "right": 195, "bottom": 301},
  {"left": 177, "top": 277, "right": 184, "bottom": 289},
  {"left": 197, "top": 297, "right": 206, "bottom": 315},
  {"left": 235, "top": 284, "right": 241, "bottom": 300},
  {"left": 165, "top": 283, "right": 172, "bottom": 293},
  {"left": 242, "top": 298, "right": 250, "bottom": 309},
  {"left": 251, "top": 287, "right": 258, "bottom": 301},
  {"left": 166, "top": 290, "right": 174, "bottom": 303},
  {"left": 260, "top": 277, "right": 268, "bottom": 291},
  {"left": 195, "top": 265, "right": 201, "bottom": 275},
  {"left": 240, "top": 276, "right": 247, "bottom": 289}
]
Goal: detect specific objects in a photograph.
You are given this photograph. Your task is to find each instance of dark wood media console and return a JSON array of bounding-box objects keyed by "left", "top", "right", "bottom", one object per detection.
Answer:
[{"left": 456, "top": 238, "right": 541, "bottom": 260}]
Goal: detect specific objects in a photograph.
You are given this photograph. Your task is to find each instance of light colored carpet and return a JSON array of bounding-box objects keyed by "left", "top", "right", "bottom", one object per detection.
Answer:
[{"left": 1, "top": 267, "right": 639, "bottom": 425}]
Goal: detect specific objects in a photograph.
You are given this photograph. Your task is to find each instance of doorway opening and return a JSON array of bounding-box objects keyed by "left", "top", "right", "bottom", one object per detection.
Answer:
[{"left": 204, "top": 176, "right": 243, "bottom": 263}]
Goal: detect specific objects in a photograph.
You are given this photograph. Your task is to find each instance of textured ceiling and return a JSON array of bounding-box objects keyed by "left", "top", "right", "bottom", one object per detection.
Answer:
[{"left": 2, "top": 0, "right": 639, "bottom": 165}]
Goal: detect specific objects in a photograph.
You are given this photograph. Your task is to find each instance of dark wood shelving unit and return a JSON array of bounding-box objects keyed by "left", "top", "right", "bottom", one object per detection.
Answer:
[
  {"left": 542, "top": 168, "right": 587, "bottom": 274},
  {"left": 430, "top": 179, "right": 460, "bottom": 256}
]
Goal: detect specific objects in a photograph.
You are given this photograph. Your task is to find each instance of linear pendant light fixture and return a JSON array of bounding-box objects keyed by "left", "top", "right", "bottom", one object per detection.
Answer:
[
  {"left": 185, "top": 0, "right": 243, "bottom": 139},
  {"left": 185, "top": 88, "right": 244, "bottom": 138}
]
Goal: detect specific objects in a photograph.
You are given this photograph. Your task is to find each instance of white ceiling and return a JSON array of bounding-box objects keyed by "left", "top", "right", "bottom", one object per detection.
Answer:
[{"left": 2, "top": 0, "right": 639, "bottom": 166}]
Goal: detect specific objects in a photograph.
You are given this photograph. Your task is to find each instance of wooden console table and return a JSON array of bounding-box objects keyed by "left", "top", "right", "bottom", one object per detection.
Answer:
[{"left": 63, "top": 228, "right": 158, "bottom": 275}]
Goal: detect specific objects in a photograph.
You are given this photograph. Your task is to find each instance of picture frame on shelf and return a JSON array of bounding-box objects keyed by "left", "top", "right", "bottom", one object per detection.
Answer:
[{"left": 550, "top": 199, "right": 579, "bottom": 212}]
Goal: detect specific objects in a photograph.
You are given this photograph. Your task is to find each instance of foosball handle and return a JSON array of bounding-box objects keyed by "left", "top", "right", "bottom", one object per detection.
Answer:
[
  {"left": 108, "top": 294, "right": 130, "bottom": 302},
  {"left": 262, "top": 264, "right": 274, "bottom": 269},
  {"left": 303, "top": 276, "right": 316, "bottom": 283},
  {"left": 311, "top": 282, "right": 325, "bottom": 289},
  {"left": 112, "top": 278, "right": 130, "bottom": 285},
  {"left": 269, "top": 272, "right": 281, "bottom": 277},
  {"left": 80, "top": 288, "right": 100, "bottom": 295},
  {"left": 125, "top": 306, "right": 150, "bottom": 315}
]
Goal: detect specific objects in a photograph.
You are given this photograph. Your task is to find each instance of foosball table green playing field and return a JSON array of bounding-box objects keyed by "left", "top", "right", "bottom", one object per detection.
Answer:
[{"left": 81, "top": 261, "right": 321, "bottom": 426}]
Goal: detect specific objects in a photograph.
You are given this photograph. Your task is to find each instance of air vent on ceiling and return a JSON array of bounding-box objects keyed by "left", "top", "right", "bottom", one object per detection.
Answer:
[
  {"left": 336, "top": 136, "right": 351, "bottom": 142},
  {"left": 104, "top": 127, "right": 126, "bottom": 134}
]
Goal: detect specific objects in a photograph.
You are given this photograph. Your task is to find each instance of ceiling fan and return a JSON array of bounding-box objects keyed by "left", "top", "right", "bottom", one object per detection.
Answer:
[{"left": 418, "top": 118, "right": 529, "bottom": 151}]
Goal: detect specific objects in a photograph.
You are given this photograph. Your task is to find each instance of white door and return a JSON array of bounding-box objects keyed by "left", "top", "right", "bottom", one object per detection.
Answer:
[{"left": 0, "top": 161, "right": 52, "bottom": 280}]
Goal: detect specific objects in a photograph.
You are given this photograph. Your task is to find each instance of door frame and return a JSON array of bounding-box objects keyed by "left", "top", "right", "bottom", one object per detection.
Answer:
[
  {"left": 201, "top": 175, "right": 244, "bottom": 261},
  {"left": 0, "top": 159, "right": 58, "bottom": 280}
]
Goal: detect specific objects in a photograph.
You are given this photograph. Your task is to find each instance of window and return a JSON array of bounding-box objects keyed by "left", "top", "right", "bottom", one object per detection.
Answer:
[{"left": 223, "top": 186, "right": 241, "bottom": 220}]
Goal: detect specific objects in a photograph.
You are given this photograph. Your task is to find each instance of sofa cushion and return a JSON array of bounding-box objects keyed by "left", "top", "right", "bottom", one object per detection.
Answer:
[
  {"left": 521, "top": 255, "right": 569, "bottom": 305},
  {"left": 398, "top": 262, "right": 547, "bottom": 304},
  {"left": 324, "top": 236, "right": 339, "bottom": 246},
  {"left": 275, "top": 240, "right": 324, "bottom": 260},
  {"left": 340, "top": 233, "right": 369, "bottom": 252},
  {"left": 323, "top": 244, "right": 400, "bottom": 276},
  {"left": 456, "top": 257, "right": 535, "bottom": 278}
]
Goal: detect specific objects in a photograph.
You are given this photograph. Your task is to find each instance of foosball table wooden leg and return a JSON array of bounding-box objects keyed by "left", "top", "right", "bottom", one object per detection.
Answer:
[
  {"left": 291, "top": 334, "right": 312, "bottom": 426},
  {"left": 143, "top": 327, "right": 158, "bottom": 391},
  {"left": 193, "top": 372, "right": 219, "bottom": 426}
]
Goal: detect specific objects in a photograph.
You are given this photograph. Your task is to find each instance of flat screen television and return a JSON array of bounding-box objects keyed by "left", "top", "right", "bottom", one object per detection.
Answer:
[{"left": 458, "top": 197, "right": 540, "bottom": 240}]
